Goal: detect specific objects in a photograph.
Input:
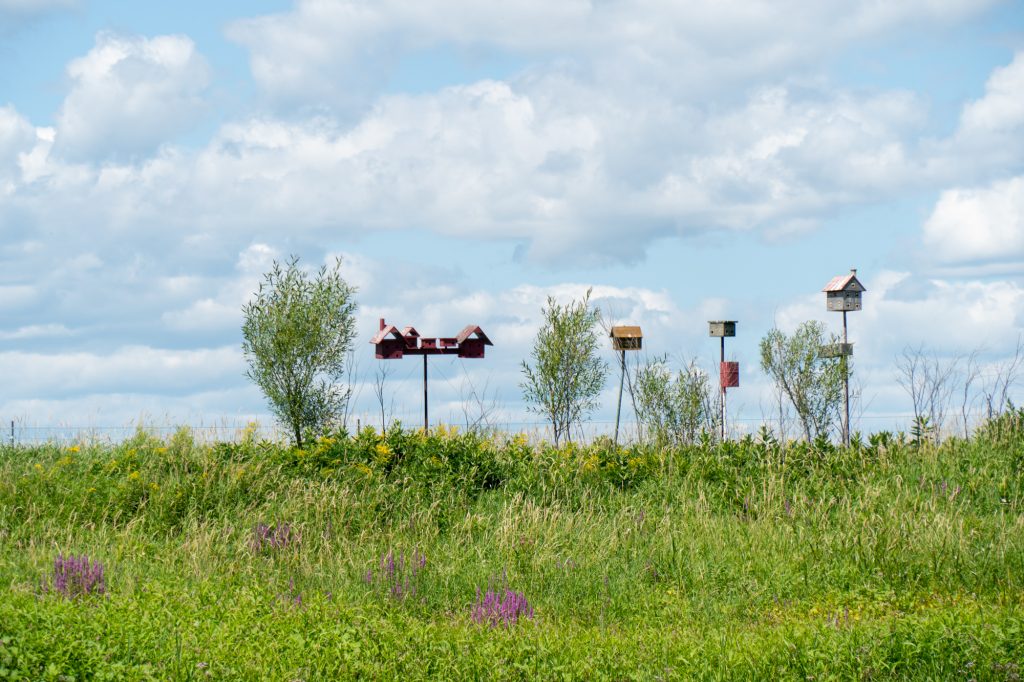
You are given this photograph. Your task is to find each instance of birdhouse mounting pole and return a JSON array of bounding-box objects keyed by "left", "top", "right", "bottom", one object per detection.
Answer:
[
  {"left": 614, "top": 349, "right": 626, "bottom": 446},
  {"left": 609, "top": 326, "right": 643, "bottom": 446},
  {"left": 720, "top": 336, "right": 726, "bottom": 441},
  {"left": 423, "top": 355, "right": 429, "bottom": 431},
  {"left": 842, "top": 310, "right": 850, "bottom": 447}
]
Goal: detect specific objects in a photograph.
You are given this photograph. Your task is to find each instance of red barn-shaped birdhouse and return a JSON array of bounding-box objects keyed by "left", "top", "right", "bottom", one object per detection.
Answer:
[{"left": 371, "top": 319, "right": 492, "bottom": 359}]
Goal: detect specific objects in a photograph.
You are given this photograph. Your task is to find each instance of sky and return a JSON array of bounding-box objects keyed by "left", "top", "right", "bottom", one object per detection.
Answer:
[{"left": 1, "top": 0, "right": 1023, "bottom": 439}]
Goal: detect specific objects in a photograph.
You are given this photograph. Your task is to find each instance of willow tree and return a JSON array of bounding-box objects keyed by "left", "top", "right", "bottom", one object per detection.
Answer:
[
  {"left": 521, "top": 289, "right": 608, "bottom": 446},
  {"left": 759, "top": 321, "right": 844, "bottom": 442},
  {"left": 242, "top": 256, "right": 357, "bottom": 448}
]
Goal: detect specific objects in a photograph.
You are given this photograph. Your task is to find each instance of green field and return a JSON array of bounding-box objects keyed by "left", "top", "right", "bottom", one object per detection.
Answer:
[{"left": 2, "top": 416, "right": 1023, "bottom": 680}]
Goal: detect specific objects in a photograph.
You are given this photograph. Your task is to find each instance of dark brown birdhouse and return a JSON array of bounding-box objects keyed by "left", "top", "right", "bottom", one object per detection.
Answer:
[{"left": 610, "top": 326, "right": 643, "bottom": 351}]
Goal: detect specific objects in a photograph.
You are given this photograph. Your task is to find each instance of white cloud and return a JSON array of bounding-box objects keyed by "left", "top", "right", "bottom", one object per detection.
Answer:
[
  {"left": 923, "top": 176, "right": 1024, "bottom": 264},
  {"left": 162, "top": 244, "right": 281, "bottom": 332},
  {"left": 228, "top": 0, "right": 996, "bottom": 110},
  {"left": 53, "top": 32, "right": 210, "bottom": 160},
  {"left": 0, "top": 284, "right": 38, "bottom": 310},
  {"left": 2, "top": 387, "right": 266, "bottom": 435},
  {"left": 3, "top": 77, "right": 919, "bottom": 264},
  {"left": 924, "top": 50, "right": 1024, "bottom": 183},
  {"left": 0, "top": 105, "right": 35, "bottom": 186},
  {"left": 0, "top": 345, "right": 245, "bottom": 399},
  {"left": 0, "top": 323, "right": 73, "bottom": 341},
  {"left": 959, "top": 51, "right": 1024, "bottom": 137},
  {"left": 0, "top": 7, "right": 1011, "bottom": 269}
]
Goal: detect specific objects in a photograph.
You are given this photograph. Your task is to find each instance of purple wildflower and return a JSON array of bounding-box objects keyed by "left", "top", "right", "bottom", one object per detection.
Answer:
[
  {"left": 251, "top": 522, "right": 298, "bottom": 552},
  {"left": 471, "top": 587, "right": 534, "bottom": 627},
  {"left": 49, "top": 554, "right": 106, "bottom": 599},
  {"left": 368, "top": 548, "right": 427, "bottom": 601}
]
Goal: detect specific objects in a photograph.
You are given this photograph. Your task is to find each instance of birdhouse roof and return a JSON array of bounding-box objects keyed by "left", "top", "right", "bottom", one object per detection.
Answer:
[
  {"left": 610, "top": 325, "right": 643, "bottom": 339},
  {"left": 370, "top": 324, "right": 405, "bottom": 344},
  {"left": 822, "top": 272, "right": 866, "bottom": 293},
  {"left": 456, "top": 325, "right": 493, "bottom": 345}
]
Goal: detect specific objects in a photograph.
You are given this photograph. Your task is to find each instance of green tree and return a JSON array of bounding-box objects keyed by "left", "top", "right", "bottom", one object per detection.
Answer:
[
  {"left": 759, "top": 320, "right": 844, "bottom": 441},
  {"left": 635, "top": 356, "right": 717, "bottom": 446},
  {"left": 521, "top": 289, "right": 609, "bottom": 446},
  {"left": 242, "top": 256, "right": 358, "bottom": 448}
]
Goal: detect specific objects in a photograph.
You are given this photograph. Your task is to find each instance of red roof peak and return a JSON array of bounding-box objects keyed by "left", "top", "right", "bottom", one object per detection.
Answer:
[{"left": 822, "top": 270, "right": 866, "bottom": 293}]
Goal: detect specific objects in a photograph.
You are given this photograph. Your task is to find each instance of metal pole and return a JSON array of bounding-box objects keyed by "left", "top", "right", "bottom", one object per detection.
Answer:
[
  {"left": 842, "top": 310, "right": 850, "bottom": 447},
  {"left": 423, "top": 355, "right": 429, "bottom": 432},
  {"left": 614, "top": 349, "right": 625, "bottom": 446},
  {"left": 720, "top": 336, "right": 726, "bottom": 442}
]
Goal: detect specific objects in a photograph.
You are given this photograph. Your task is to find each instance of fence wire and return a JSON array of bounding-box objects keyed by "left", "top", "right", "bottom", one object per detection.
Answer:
[{"left": 0, "top": 408, "right": 1012, "bottom": 446}]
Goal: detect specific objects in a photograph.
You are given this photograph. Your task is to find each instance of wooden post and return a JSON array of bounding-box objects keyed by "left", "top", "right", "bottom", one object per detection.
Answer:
[
  {"left": 842, "top": 310, "right": 850, "bottom": 447},
  {"left": 614, "top": 349, "right": 625, "bottom": 446},
  {"left": 720, "top": 336, "right": 726, "bottom": 441}
]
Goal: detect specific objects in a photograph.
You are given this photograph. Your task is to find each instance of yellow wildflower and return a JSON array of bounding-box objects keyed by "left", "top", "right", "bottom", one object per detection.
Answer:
[
  {"left": 373, "top": 442, "right": 393, "bottom": 465},
  {"left": 128, "top": 471, "right": 141, "bottom": 482},
  {"left": 68, "top": 445, "right": 80, "bottom": 454}
]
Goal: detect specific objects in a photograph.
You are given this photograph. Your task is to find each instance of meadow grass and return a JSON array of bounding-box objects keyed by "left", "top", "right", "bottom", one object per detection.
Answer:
[{"left": 1, "top": 417, "right": 1022, "bottom": 680}]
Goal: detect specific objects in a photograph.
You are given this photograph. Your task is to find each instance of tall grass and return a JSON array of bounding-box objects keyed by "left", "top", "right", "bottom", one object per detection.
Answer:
[{"left": 1, "top": 417, "right": 1022, "bottom": 680}]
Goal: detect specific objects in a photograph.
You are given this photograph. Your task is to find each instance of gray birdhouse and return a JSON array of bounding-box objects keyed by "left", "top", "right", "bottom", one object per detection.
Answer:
[
  {"left": 708, "top": 321, "right": 737, "bottom": 337},
  {"left": 823, "top": 269, "right": 866, "bottom": 312}
]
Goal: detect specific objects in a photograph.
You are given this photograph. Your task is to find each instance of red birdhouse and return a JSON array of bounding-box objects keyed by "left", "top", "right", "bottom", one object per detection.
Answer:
[
  {"left": 720, "top": 361, "right": 739, "bottom": 388},
  {"left": 370, "top": 319, "right": 492, "bottom": 360}
]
